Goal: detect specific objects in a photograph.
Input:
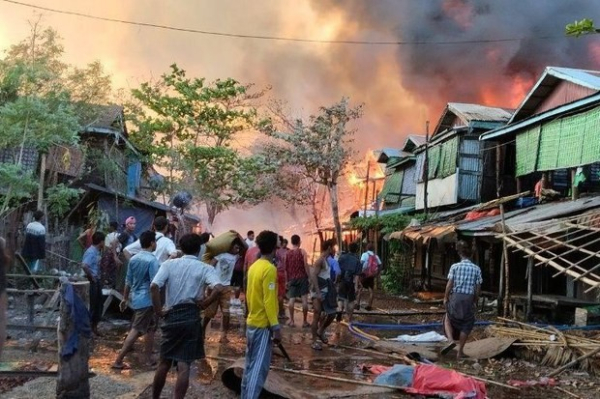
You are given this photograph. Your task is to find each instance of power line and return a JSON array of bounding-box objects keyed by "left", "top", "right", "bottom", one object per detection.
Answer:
[{"left": 1, "top": 0, "right": 562, "bottom": 46}]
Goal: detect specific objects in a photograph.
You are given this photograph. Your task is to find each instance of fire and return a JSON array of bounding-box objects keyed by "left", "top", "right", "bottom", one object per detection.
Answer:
[{"left": 347, "top": 171, "right": 364, "bottom": 187}]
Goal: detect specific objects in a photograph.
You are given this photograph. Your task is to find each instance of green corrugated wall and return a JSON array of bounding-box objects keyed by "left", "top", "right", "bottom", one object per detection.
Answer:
[{"left": 516, "top": 106, "right": 600, "bottom": 176}]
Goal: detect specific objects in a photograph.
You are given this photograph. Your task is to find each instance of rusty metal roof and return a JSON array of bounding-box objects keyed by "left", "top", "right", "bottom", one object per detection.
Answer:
[
  {"left": 433, "top": 103, "right": 513, "bottom": 136},
  {"left": 510, "top": 66, "right": 600, "bottom": 123}
]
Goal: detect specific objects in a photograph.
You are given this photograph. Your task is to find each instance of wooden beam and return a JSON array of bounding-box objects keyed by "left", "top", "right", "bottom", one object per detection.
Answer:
[
  {"left": 502, "top": 235, "right": 600, "bottom": 288},
  {"left": 526, "top": 230, "right": 600, "bottom": 260},
  {"left": 564, "top": 222, "right": 600, "bottom": 233}
]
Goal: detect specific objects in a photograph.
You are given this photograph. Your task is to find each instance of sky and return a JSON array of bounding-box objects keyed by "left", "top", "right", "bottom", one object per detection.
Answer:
[{"left": 1, "top": 0, "right": 599, "bottom": 232}]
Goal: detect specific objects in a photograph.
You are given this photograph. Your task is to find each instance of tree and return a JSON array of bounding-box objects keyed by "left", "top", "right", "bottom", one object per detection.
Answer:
[
  {"left": 261, "top": 98, "right": 363, "bottom": 250},
  {"left": 128, "top": 65, "right": 275, "bottom": 226},
  {"left": 0, "top": 22, "right": 113, "bottom": 217},
  {"left": 566, "top": 19, "right": 599, "bottom": 37}
]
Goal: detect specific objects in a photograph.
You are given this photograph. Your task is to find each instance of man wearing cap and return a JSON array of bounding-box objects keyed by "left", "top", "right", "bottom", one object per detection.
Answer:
[{"left": 119, "top": 217, "right": 138, "bottom": 248}]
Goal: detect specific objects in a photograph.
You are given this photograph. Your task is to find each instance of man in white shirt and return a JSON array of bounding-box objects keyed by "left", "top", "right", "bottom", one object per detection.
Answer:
[
  {"left": 356, "top": 243, "right": 382, "bottom": 311},
  {"left": 245, "top": 230, "right": 256, "bottom": 249},
  {"left": 203, "top": 242, "right": 241, "bottom": 342},
  {"left": 150, "top": 233, "right": 222, "bottom": 399},
  {"left": 124, "top": 216, "right": 178, "bottom": 264}
]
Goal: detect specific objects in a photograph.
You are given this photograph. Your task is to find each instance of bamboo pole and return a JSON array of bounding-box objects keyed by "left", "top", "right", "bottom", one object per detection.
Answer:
[{"left": 547, "top": 346, "right": 600, "bottom": 377}]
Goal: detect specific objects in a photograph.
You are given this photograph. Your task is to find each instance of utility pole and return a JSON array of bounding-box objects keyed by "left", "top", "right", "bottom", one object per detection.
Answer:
[
  {"left": 363, "top": 160, "right": 371, "bottom": 218},
  {"left": 424, "top": 121, "right": 430, "bottom": 220}
]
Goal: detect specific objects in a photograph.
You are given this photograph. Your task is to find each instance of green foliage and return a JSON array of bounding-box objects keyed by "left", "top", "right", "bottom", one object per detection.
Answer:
[
  {"left": 128, "top": 64, "right": 273, "bottom": 224},
  {"left": 0, "top": 163, "right": 38, "bottom": 216},
  {"left": 566, "top": 18, "right": 599, "bottom": 37},
  {"left": 46, "top": 184, "right": 83, "bottom": 218},
  {"left": 0, "top": 24, "right": 112, "bottom": 216},
  {"left": 380, "top": 240, "right": 413, "bottom": 295}
]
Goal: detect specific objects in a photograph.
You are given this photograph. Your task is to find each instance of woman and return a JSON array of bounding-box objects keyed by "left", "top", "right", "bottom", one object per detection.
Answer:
[{"left": 310, "top": 239, "right": 338, "bottom": 351}]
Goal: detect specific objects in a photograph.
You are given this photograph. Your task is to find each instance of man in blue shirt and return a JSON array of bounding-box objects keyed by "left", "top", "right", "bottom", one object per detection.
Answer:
[
  {"left": 81, "top": 231, "right": 105, "bottom": 336},
  {"left": 112, "top": 231, "right": 160, "bottom": 369}
]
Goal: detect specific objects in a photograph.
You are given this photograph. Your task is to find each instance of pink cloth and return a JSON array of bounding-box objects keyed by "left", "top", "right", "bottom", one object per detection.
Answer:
[
  {"left": 407, "top": 364, "right": 487, "bottom": 399},
  {"left": 125, "top": 216, "right": 136, "bottom": 224}
]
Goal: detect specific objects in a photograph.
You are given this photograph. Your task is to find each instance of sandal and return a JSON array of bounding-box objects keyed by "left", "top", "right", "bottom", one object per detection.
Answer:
[
  {"left": 311, "top": 342, "right": 323, "bottom": 351},
  {"left": 111, "top": 362, "right": 131, "bottom": 370},
  {"left": 441, "top": 342, "right": 456, "bottom": 355},
  {"left": 287, "top": 321, "right": 296, "bottom": 328},
  {"left": 302, "top": 322, "right": 311, "bottom": 328},
  {"left": 317, "top": 331, "right": 329, "bottom": 344}
]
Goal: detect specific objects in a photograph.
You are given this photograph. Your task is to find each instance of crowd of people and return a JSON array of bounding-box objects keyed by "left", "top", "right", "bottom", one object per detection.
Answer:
[{"left": 0, "top": 211, "right": 483, "bottom": 399}]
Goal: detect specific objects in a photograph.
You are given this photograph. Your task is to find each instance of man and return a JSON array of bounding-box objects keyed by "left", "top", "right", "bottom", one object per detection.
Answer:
[
  {"left": 198, "top": 232, "right": 212, "bottom": 262},
  {"left": 442, "top": 241, "right": 482, "bottom": 360},
  {"left": 101, "top": 221, "right": 122, "bottom": 288},
  {"left": 124, "top": 216, "right": 177, "bottom": 264},
  {"left": 81, "top": 231, "right": 106, "bottom": 336},
  {"left": 22, "top": 210, "right": 46, "bottom": 273},
  {"left": 150, "top": 234, "right": 223, "bottom": 399},
  {"left": 275, "top": 236, "right": 288, "bottom": 319},
  {"left": 310, "top": 239, "right": 338, "bottom": 351},
  {"left": 337, "top": 243, "right": 362, "bottom": 322},
  {"left": 203, "top": 242, "right": 241, "bottom": 342},
  {"left": 119, "top": 217, "right": 138, "bottom": 247},
  {"left": 112, "top": 231, "right": 160, "bottom": 369},
  {"left": 245, "top": 230, "right": 256, "bottom": 249},
  {"left": 241, "top": 230, "right": 281, "bottom": 399},
  {"left": 356, "top": 243, "right": 382, "bottom": 311},
  {"left": 285, "top": 235, "right": 310, "bottom": 328}
]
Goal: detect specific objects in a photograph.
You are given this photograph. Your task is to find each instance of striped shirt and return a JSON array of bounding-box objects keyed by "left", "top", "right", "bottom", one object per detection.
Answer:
[{"left": 447, "top": 259, "right": 482, "bottom": 295}]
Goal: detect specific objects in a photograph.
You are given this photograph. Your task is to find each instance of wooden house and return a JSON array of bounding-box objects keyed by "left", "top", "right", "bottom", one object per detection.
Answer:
[
  {"left": 376, "top": 135, "right": 426, "bottom": 213},
  {"left": 414, "top": 103, "right": 513, "bottom": 211}
]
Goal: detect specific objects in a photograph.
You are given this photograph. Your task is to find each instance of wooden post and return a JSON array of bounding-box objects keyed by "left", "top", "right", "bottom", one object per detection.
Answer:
[
  {"left": 496, "top": 143, "right": 511, "bottom": 317},
  {"left": 571, "top": 168, "right": 579, "bottom": 201},
  {"left": 363, "top": 160, "right": 370, "bottom": 218},
  {"left": 423, "top": 121, "right": 430, "bottom": 220},
  {"left": 57, "top": 281, "right": 91, "bottom": 399},
  {"left": 526, "top": 256, "right": 534, "bottom": 321}
]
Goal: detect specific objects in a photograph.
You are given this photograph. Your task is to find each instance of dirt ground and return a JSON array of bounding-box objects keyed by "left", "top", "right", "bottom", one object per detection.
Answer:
[{"left": 1, "top": 291, "right": 599, "bottom": 398}]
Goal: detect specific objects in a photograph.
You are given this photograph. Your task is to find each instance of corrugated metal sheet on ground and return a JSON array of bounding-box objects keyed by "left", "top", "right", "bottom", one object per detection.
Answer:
[{"left": 503, "top": 196, "right": 600, "bottom": 232}]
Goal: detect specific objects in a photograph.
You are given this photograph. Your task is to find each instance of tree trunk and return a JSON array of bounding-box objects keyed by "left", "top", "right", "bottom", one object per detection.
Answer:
[
  {"left": 328, "top": 183, "right": 343, "bottom": 251},
  {"left": 57, "top": 281, "right": 90, "bottom": 399},
  {"left": 37, "top": 152, "right": 47, "bottom": 211}
]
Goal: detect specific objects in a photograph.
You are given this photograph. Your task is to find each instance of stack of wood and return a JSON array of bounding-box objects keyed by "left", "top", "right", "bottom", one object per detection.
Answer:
[{"left": 488, "top": 318, "right": 600, "bottom": 374}]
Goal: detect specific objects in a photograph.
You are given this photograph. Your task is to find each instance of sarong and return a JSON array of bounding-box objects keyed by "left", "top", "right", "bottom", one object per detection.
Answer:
[
  {"left": 447, "top": 293, "right": 476, "bottom": 337},
  {"left": 160, "top": 303, "right": 204, "bottom": 363}
]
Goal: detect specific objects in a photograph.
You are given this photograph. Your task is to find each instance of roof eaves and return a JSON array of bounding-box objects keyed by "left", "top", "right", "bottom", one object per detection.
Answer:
[{"left": 480, "top": 91, "right": 600, "bottom": 141}]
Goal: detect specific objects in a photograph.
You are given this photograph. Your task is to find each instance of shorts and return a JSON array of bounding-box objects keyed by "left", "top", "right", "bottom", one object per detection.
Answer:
[
  {"left": 338, "top": 281, "right": 356, "bottom": 302},
  {"left": 204, "top": 286, "right": 233, "bottom": 318},
  {"left": 131, "top": 306, "right": 157, "bottom": 334},
  {"left": 362, "top": 276, "right": 375, "bottom": 290},
  {"left": 277, "top": 269, "right": 286, "bottom": 299},
  {"left": 287, "top": 277, "right": 309, "bottom": 299},
  {"left": 230, "top": 269, "right": 244, "bottom": 288}
]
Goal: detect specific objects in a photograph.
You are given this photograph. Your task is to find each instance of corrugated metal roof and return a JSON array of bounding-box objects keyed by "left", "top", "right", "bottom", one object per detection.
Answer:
[
  {"left": 448, "top": 103, "right": 513, "bottom": 123},
  {"left": 432, "top": 103, "right": 513, "bottom": 138},
  {"left": 481, "top": 91, "right": 600, "bottom": 141},
  {"left": 376, "top": 148, "right": 412, "bottom": 163},
  {"left": 403, "top": 135, "right": 427, "bottom": 152},
  {"left": 510, "top": 66, "right": 600, "bottom": 123}
]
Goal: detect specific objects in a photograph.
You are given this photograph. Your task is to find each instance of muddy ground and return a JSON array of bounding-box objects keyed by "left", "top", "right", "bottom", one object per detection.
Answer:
[{"left": 1, "top": 291, "right": 599, "bottom": 398}]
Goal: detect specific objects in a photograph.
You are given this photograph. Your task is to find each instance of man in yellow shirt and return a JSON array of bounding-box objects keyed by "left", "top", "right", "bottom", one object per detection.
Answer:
[{"left": 242, "top": 230, "right": 281, "bottom": 399}]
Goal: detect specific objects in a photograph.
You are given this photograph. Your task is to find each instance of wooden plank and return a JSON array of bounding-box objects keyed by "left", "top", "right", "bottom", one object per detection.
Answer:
[
  {"left": 14, "top": 253, "right": 41, "bottom": 289},
  {"left": 502, "top": 235, "right": 600, "bottom": 288},
  {"left": 6, "top": 288, "right": 57, "bottom": 294}
]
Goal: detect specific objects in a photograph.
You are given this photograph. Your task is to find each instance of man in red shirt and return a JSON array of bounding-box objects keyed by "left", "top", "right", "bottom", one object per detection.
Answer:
[{"left": 284, "top": 235, "right": 310, "bottom": 328}]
